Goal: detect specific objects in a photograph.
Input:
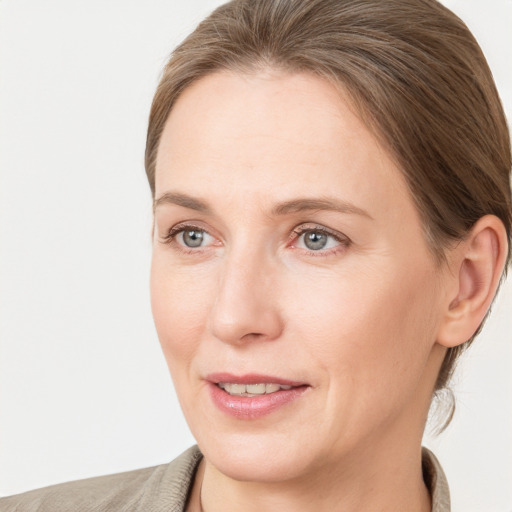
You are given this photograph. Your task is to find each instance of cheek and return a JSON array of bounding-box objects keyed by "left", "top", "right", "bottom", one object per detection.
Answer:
[
  {"left": 150, "top": 254, "right": 213, "bottom": 369},
  {"left": 286, "top": 259, "right": 440, "bottom": 395}
]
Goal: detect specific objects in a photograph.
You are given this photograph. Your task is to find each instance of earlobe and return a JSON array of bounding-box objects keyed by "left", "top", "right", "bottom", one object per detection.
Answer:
[{"left": 437, "top": 215, "right": 508, "bottom": 348}]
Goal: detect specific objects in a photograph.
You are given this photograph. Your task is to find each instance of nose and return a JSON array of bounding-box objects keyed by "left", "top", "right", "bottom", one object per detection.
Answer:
[{"left": 208, "top": 249, "right": 284, "bottom": 345}]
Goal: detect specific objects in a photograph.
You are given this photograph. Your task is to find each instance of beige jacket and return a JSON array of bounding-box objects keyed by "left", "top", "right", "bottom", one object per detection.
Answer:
[{"left": 0, "top": 446, "right": 450, "bottom": 511}]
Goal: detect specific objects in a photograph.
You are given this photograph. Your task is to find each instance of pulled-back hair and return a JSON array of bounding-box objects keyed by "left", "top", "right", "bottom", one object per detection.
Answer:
[{"left": 145, "top": 0, "right": 511, "bottom": 411}]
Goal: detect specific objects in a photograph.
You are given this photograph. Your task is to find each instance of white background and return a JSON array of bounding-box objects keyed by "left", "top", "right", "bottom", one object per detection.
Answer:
[{"left": 0, "top": 1, "right": 510, "bottom": 510}]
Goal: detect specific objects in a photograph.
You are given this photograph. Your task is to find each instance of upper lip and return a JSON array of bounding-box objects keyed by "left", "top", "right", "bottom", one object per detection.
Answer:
[{"left": 206, "top": 372, "right": 307, "bottom": 387}]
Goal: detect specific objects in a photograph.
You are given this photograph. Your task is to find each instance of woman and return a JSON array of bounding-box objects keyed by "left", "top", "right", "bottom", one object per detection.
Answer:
[{"left": 1, "top": 0, "right": 510, "bottom": 510}]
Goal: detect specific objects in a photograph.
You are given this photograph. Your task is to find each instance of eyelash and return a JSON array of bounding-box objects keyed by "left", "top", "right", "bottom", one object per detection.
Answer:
[{"left": 160, "top": 223, "right": 351, "bottom": 257}]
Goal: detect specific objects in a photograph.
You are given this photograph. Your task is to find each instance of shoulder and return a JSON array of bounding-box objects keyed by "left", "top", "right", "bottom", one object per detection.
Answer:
[{"left": 0, "top": 445, "right": 202, "bottom": 512}]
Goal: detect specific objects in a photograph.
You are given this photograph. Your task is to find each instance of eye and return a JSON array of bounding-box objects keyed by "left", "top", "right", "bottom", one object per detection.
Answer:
[
  {"left": 300, "top": 231, "right": 331, "bottom": 250},
  {"left": 179, "top": 228, "right": 211, "bottom": 248},
  {"left": 162, "top": 225, "right": 216, "bottom": 250},
  {"left": 292, "top": 225, "right": 349, "bottom": 254}
]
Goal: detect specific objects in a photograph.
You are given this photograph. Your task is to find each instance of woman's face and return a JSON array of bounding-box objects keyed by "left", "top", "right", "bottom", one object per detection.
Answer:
[{"left": 151, "top": 71, "right": 448, "bottom": 482}]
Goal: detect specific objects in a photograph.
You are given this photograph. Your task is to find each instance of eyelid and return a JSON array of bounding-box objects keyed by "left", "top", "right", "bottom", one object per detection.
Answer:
[
  {"left": 166, "top": 222, "right": 210, "bottom": 238},
  {"left": 289, "top": 223, "right": 349, "bottom": 242}
]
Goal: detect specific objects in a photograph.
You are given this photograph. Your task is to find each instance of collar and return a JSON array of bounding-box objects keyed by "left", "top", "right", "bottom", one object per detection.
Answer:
[{"left": 422, "top": 447, "right": 451, "bottom": 512}]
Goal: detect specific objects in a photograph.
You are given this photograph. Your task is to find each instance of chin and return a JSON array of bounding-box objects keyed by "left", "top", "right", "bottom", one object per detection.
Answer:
[{"left": 196, "top": 429, "right": 323, "bottom": 483}]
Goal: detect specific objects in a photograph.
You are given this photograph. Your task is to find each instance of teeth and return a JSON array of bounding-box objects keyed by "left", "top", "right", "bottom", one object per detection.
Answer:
[
  {"left": 263, "top": 383, "right": 280, "bottom": 394},
  {"left": 246, "top": 383, "right": 266, "bottom": 394},
  {"left": 219, "top": 383, "right": 294, "bottom": 397},
  {"left": 227, "top": 383, "right": 246, "bottom": 395}
]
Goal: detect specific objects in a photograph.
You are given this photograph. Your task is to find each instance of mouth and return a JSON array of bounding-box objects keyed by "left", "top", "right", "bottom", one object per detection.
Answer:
[
  {"left": 218, "top": 382, "right": 294, "bottom": 397},
  {"left": 206, "top": 373, "right": 310, "bottom": 419}
]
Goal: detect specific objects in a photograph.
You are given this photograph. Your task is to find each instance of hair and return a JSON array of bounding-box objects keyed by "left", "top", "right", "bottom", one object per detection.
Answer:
[{"left": 145, "top": 0, "right": 511, "bottom": 424}]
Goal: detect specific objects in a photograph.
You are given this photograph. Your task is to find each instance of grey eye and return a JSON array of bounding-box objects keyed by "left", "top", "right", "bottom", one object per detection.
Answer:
[
  {"left": 303, "top": 231, "right": 328, "bottom": 250},
  {"left": 182, "top": 229, "right": 205, "bottom": 247}
]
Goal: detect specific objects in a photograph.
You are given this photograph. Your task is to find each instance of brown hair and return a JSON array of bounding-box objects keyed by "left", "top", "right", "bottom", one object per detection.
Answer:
[{"left": 145, "top": 0, "right": 511, "bottom": 409}]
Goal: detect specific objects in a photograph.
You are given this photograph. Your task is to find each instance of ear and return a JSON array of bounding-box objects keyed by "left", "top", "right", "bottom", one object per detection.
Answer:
[{"left": 437, "top": 215, "right": 509, "bottom": 348}]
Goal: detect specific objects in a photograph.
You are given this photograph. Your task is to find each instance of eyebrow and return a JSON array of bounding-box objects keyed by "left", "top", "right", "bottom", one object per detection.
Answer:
[
  {"left": 271, "top": 198, "right": 372, "bottom": 219},
  {"left": 153, "top": 192, "right": 212, "bottom": 214},
  {"left": 154, "top": 192, "right": 372, "bottom": 219}
]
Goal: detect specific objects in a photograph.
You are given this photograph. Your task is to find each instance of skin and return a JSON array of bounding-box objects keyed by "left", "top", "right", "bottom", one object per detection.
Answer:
[{"left": 150, "top": 70, "right": 507, "bottom": 511}]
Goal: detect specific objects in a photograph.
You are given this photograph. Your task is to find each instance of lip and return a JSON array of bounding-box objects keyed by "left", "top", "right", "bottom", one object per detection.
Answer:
[{"left": 205, "top": 373, "right": 310, "bottom": 420}]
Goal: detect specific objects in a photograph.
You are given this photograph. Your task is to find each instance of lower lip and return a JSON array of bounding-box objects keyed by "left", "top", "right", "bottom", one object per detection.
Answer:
[{"left": 208, "top": 382, "right": 309, "bottom": 420}]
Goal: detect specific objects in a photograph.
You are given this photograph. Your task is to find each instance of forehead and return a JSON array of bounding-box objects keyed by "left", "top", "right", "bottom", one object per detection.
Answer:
[{"left": 155, "top": 70, "right": 414, "bottom": 222}]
